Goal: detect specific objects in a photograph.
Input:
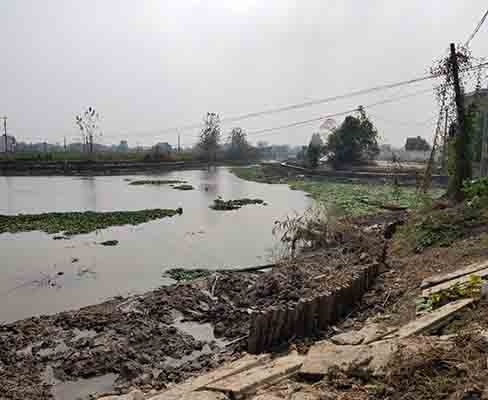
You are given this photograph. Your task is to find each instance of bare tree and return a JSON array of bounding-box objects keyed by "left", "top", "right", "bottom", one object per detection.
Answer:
[
  {"left": 198, "top": 112, "right": 221, "bottom": 162},
  {"left": 227, "top": 127, "right": 249, "bottom": 160},
  {"left": 76, "top": 107, "right": 100, "bottom": 154}
]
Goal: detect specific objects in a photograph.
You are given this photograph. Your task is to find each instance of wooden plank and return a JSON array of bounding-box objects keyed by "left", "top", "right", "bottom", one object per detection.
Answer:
[
  {"left": 248, "top": 312, "right": 258, "bottom": 354},
  {"left": 279, "top": 307, "right": 291, "bottom": 343},
  {"left": 391, "top": 298, "right": 474, "bottom": 338},
  {"left": 351, "top": 273, "right": 360, "bottom": 303},
  {"left": 255, "top": 311, "right": 269, "bottom": 354},
  {"left": 318, "top": 292, "right": 332, "bottom": 330},
  {"left": 154, "top": 353, "right": 271, "bottom": 400},
  {"left": 334, "top": 286, "right": 345, "bottom": 319},
  {"left": 422, "top": 267, "right": 488, "bottom": 297},
  {"left": 303, "top": 297, "right": 316, "bottom": 336},
  {"left": 205, "top": 354, "right": 304, "bottom": 398},
  {"left": 295, "top": 300, "right": 306, "bottom": 338},
  {"left": 269, "top": 306, "right": 285, "bottom": 347},
  {"left": 249, "top": 312, "right": 264, "bottom": 354},
  {"left": 421, "top": 260, "right": 488, "bottom": 289},
  {"left": 286, "top": 306, "right": 296, "bottom": 340},
  {"left": 262, "top": 307, "right": 277, "bottom": 350}
]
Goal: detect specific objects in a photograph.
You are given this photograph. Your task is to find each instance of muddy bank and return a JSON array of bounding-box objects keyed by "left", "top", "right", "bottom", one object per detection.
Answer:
[
  {"left": 0, "top": 213, "right": 389, "bottom": 399},
  {"left": 0, "top": 289, "right": 236, "bottom": 400},
  {"left": 0, "top": 160, "right": 253, "bottom": 177}
]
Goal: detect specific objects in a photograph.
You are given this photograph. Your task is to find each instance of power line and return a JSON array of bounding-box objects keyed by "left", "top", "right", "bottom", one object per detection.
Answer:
[
  {"left": 246, "top": 110, "right": 357, "bottom": 137},
  {"left": 245, "top": 87, "right": 434, "bottom": 139},
  {"left": 175, "top": 87, "right": 434, "bottom": 145},
  {"left": 465, "top": 8, "right": 488, "bottom": 47},
  {"left": 368, "top": 113, "right": 436, "bottom": 128},
  {"left": 102, "top": 60, "right": 488, "bottom": 143}
]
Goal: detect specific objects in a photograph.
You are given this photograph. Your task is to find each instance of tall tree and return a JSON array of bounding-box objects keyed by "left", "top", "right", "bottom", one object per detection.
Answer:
[
  {"left": 198, "top": 112, "right": 221, "bottom": 162},
  {"left": 227, "top": 127, "right": 249, "bottom": 160},
  {"left": 76, "top": 107, "right": 100, "bottom": 154},
  {"left": 324, "top": 107, "right": 379, "bottom": 166},
  {"left": 306, "top": 133, "right": 323, "bottom": 168}
]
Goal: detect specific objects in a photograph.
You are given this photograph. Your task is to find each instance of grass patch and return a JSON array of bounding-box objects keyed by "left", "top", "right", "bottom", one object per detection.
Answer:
[
  {"left": 129, "top": 179, "right": 187, "bottom": 186},
  {"left": 288, "top": 180, "right": 439, "bottom": 216},
  {"left": 0, "top": 208, "right": 183, "bottom": 236},
  {"left": 395, "top": 199, "right": 488, "bottom": 253},
  {"left": 164, "top": 268, "right": 211, "bottom": 281},
  {"left": 210, "top": 198, "right": 266, "bottom": 211},
  {"left": 232, "top": 166, "right": 442, "bottom": 216},
  {"left": 231, "top": 165, "right": 285, "bottom": 184},
  {"left": 173, "top": 184, "right": 194, "bottom": 191}
]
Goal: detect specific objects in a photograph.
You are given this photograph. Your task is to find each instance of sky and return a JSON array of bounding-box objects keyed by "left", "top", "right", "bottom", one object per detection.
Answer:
[{"left": 1, "top": 1, "right": 488, "bottom": 148}]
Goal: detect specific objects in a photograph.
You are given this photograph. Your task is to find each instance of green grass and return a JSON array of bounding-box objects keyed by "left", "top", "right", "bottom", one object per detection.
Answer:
[
  {"left": 164, "top": 268, "right": 211, "bottom": 281},
  {"left": 396, "top": 201, "right": 488, "bottom": 253},
  {"left": 210, "top": 198, "right": 266, "bottom": 211},
  {"left": 0, "top": 208, "right": 183, "bottom": 236},
  {"left": 289, "top": 180, "right": 443, "bottom": 216},
  {"left": 173, "top": 184, "right": 194, "bottom": 190},
  {"left": 231, "top": 165, "right": 285, "bottom": 183},
  {"left": 232, "top": 165, "right": 443, "bottom": 216}
]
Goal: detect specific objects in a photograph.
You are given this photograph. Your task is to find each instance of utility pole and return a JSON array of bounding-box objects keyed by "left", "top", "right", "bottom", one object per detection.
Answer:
[
  {"left": 441, "top": 109, "right": 449, "bottom": 174},
  {"left": 178, "top": 132, "right": 181, "bottom": 153},
  {"left": 448, "top": 43, "right": 471, "bottom": 201},
  {"left": 2, "top": 116, "right": 7, "bottom": 153},
  {"left": 64, "top": 136, "right": 67, "bottom": 152},
  {"left": 480, "top": 111, "right": 488, "bottom": 177}
]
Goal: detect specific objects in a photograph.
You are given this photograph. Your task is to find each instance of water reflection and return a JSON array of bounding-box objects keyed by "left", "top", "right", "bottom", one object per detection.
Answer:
[
  {"left": 0, "top": 168, "right": 311, "bottom": 322},
  {"left": 81, "top": 176, "right": 97, "bottom": 211}
]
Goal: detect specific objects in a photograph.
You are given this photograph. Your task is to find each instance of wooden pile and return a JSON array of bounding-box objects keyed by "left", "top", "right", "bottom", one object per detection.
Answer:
[{"left": 248, "top": 262, "right": 380, "bottom": 353}]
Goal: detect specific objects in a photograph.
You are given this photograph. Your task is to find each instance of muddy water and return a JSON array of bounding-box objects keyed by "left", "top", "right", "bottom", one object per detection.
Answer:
[{"left": 0, "top": 167, "right": 311, "bottom": 322}]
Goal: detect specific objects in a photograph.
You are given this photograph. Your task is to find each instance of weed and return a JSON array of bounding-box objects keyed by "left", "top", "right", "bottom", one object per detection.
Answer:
[
  {"left": 0, "top": 208, "right": 183, "bottom": 236},
  {"left": 164, "top": 268, "right": 211, "bottom": 281}
]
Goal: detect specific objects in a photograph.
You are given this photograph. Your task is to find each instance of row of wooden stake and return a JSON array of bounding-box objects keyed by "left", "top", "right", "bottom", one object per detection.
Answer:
[{"left": 248, "top": 262, "right": 380, "bottom": 354}]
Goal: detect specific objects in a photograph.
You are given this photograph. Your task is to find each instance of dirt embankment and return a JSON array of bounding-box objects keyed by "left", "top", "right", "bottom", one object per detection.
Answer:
[
  {"left": 0, "top": 212, "right": 391, "bottom": 400},
  {"left": 0, "top": 160, "right": 252, "bottom": 176}
]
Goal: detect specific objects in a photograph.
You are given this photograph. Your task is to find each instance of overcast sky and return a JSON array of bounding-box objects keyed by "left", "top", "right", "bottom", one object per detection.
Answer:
[{"left": 1, "top": 1, "right": 488, "bottom": 148}]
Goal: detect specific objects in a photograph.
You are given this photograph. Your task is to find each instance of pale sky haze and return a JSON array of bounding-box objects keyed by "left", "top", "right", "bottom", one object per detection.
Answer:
[{"left": 1, "top": 1, "right": 488, "bottom": 148}]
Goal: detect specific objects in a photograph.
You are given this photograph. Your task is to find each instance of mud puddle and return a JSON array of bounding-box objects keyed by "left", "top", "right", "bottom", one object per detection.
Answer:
[
  {"left": 173, "top": 311, "right": 227, "bottom": 347},
  {"left": 53, "top": 373, "right": 118, "bottom": 400}
]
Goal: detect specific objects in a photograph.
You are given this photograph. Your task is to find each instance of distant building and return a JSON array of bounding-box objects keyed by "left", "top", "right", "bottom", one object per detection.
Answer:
[
  {"left": 118, "top": 140, "right": 129, "bottom": 152},
  {"left": 0, "top": 135, "right": 16, "bottom": 152},
  {"left": 153, "top": 142, "right": 172, "bottom": 154},
  {"left": 405, "top": 136, "right": 431, "bottom": 152},
  {"left": 67, "top": 142, "right": 85, "bottom": 152}
]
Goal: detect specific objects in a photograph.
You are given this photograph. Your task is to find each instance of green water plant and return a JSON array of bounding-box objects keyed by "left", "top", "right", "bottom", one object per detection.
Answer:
[{"left": 0, "top": 208, "right": 183, "bottom": 236}]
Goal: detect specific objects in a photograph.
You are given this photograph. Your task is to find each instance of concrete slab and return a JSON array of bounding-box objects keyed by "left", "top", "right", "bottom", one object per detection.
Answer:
[
  {"left": 98, "top": 390, "right": 144, "bottom": 400},
  {"left": 330, "top": 323, "right": 388, "bottom": 345},
  {"left": 290, "top": 392, "right": 321, "bottom": 400},
  {"left": 205, "top": 354, "right": 304, "bottom": 398},
  {"left": 174, "top": 391, "right": 228, "bottom": 400},
  {"left": 151, "top": 354, "right": 271, "bottom": 400},
  {"left": 300, "top": 339, "right": 399, "bottom": 378},
  {"left": 422, "top": 268, "right": 488, "bottom": 297},
  {"left": 421, "top": 260, "right": 488, "bottom": 289},
  {"left": 252, "top": 395, "right": 285, "bottom": 400},
  {"left": 390, "top": 298, "right": 474, "bottom": 338}
]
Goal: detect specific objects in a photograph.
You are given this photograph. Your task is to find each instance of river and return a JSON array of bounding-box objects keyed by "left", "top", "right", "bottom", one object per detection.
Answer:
[{"left": 0, "top": 167, "right": 311, "bottom": 323}]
